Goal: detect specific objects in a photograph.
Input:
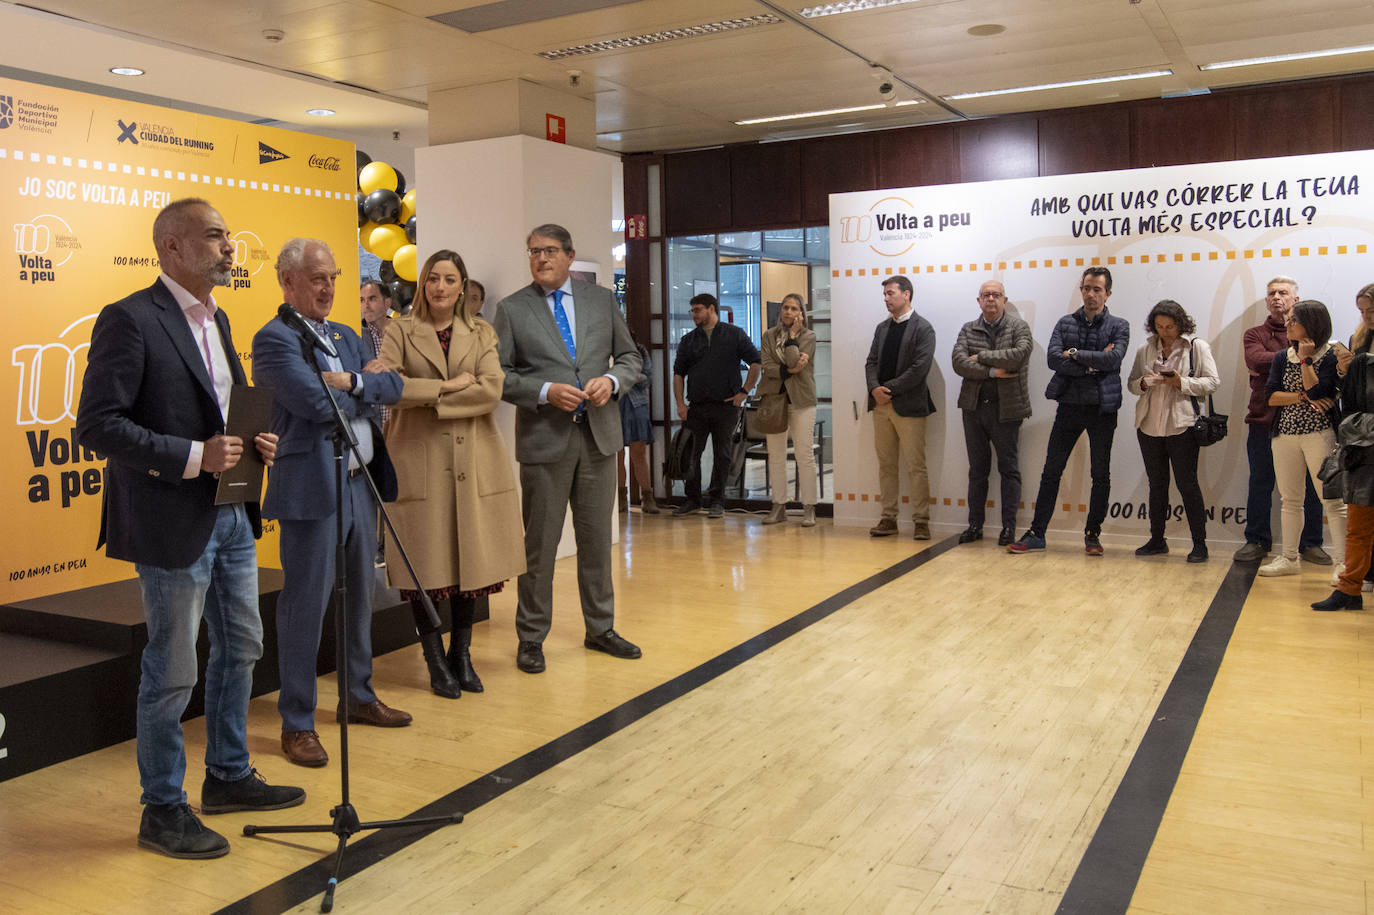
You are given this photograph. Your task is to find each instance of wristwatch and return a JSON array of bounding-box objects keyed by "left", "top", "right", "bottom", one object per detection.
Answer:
[
  {"left": 1303, "top": 356, "right": 1314, "bottom": 366},
  {"left": 1065, "top": 348, "right": 1078, "bottom": 359}
]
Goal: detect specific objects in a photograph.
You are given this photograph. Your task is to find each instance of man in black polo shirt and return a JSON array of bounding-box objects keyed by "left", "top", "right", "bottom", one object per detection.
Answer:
[{"left": 672, "top": 293, "right": 762, "bottom": 517}]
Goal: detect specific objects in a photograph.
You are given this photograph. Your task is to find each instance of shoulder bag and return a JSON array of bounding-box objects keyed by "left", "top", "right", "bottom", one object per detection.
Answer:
[{"left": 1187, "top": 345, "right": 1228, "bottom": 447}]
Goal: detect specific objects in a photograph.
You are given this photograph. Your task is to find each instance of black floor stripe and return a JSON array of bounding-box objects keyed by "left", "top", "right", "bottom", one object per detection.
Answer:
[
  {"left": 217, "top": 538, "right": 958, "bottom": 914},
  {"left": 1056, "top": 560, "right": 1257, "bottom": 914}
]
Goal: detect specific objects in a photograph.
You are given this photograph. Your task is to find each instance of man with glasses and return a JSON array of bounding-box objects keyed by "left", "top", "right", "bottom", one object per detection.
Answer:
[
  {"left": 1233, "top": 275, "right": 1330, "bottom": 565},
  {"left": 1009, "top": 267, "right": 1129, "bottom": 555},
  {"left": 252, "top": 238, "right": 410, "bottom": 768},
  {"left": 493, "top": 224, "right": 643, "bottom": 675},
  {"left": 952, "top": 280, "right": 1032, "bottom": 546}
]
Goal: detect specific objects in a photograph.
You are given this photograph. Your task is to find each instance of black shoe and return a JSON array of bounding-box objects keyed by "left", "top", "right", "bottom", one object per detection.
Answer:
[
  {"left": 447, "top": 626, "right": 484, "bottom": 693},
  {"left": 672, "top": 501, "right": 702, "bottom": 517},
  {"left": 1311, "top": 590, "right": 1363, "bottom": 611},
  {"left": 201, "top": 768, "right": 305, "bottom": 814},
  {"left": 708, "top": 502, "right": 725, "bottom": 518},
  {"left": 138, "top": 803, "right": 229, "bottom": 859},
  {"left": 997, "top": 526, "right": 1015, "bottom": 547},
  {"left": 584, "top": 628, "right": 642, "bottom": 659},
  {"left": 420, "top": 630, "right": 461, "bottom": 699},
  {"left": 1187, "top": 542, "right": 1209, "bottom": 563},
  {"left": 1135, "top": 537, "right": 1169, "bottom": 556},
  {"left": 957, "top": 526, "right": 983, "bottom": 544},
  {"left": 517, "top": 640, "right": 545, "bottom": 673}
]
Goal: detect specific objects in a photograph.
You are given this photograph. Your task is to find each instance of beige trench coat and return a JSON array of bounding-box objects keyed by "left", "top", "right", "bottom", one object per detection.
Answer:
[{"left": 379, "top": 314, "right": 525, "bottom": 592}]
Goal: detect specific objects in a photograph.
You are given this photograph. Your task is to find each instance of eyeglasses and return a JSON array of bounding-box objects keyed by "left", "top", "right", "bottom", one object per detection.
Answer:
[
  {"left": 526, "top": 246, "right": 564, "bottom": 259},
  {"left": 978, "top": 293, "right": 1004, "bottom": 301}
]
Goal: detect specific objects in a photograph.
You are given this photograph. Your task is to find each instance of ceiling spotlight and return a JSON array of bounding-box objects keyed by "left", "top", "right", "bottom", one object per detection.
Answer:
[
  {"left": 967, "top": 24, "right": 1005, "bottom": 37},
  {"left": 263, "top": 28, "right": 285, "bottom": 42},
  {"left": 109, "top": 67, "right": 144, "bottom": 77},
  {"left": 878, "top": 82, "right": 896, "bottom": 101},
  {"left": 305, "top": 108, "right": 335, "bottom": 117}
]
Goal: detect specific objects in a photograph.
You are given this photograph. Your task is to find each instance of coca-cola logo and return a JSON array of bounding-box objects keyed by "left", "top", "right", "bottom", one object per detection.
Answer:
[{"left": 308, "top": 154, "right": 341, "bottom": 171}]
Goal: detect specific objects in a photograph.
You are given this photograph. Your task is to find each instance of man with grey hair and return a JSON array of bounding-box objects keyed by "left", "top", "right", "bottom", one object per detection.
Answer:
[
  {"left": 77, "top": 198, "right": 302, "bottom": 858},
  {"left": 951, "top": 279, "right": 1032, "bottom": 546},
  {"left": 252, "top": 238, "right": 409, "bottom": 769},
  {"left": 494, "top": 223, "right": 643, "bottom": 674},
  {"left": 1234, "top": 275, "right": 1330, "bottom": 565}
]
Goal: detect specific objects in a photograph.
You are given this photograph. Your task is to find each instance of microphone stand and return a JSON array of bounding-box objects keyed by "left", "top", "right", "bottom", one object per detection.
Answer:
[{"left": 243, "top": 329, "right": 461, "bottom": 913}]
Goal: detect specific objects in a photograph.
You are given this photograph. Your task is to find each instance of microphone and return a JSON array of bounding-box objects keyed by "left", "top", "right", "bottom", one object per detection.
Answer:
[{"left": 277, "top": 303, "right": 338, "bottom": 358}]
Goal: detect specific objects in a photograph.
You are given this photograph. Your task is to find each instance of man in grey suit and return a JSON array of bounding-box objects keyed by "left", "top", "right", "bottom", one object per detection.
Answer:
[{"left": 494, "top": 224, "right": 644, "bottom": 674}]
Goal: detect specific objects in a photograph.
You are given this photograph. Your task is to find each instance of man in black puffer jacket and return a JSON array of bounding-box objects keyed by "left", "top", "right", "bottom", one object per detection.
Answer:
[{"left": 1009, "top": 267, "right": 1130, "bottom": 556}]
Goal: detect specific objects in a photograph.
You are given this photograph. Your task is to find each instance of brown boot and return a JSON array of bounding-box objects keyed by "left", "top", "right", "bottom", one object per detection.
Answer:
[{"left": 641, "top": 492, "right": 661, "bottom": 514}]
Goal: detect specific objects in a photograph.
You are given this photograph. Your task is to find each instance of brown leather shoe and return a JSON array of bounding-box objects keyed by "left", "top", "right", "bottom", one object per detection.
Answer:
[
  {"left": 281, "top": 730, "right": 329, "bottom": 767},
  {"left": 337, "top": 699, "right": 412, "bottom": 728}
]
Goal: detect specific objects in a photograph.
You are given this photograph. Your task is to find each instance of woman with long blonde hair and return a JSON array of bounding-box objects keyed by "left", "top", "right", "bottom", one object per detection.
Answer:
[
  {"left": 759, "top": 293, "right": 819, "bottom": 526},
  {"left": 378, "top": 249, "right": 524, "bottom": 697}
]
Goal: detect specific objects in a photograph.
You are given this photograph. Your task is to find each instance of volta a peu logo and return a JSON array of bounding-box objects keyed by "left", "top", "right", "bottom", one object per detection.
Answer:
[{"left": 258, "top": 141, "right": 289, "bottom": 164}]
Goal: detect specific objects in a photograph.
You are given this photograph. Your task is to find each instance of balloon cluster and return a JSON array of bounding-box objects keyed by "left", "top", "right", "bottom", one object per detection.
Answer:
[{"left": 356, "top": 150, "right": 418, "bottom": 310}]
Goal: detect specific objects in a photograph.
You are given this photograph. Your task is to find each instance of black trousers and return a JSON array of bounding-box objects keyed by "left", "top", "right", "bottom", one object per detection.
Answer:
[
  {"left": 1137, "top": 429, "right": 1208, "bottom": 542},
  {"left": 962, "top": 398, "right": 1022, "bottom": 529},
  {"left": 1029, "top": 403, "right": 1118, "bottom": 536},
  {"left": 684, "top": 401, "right": 739, "bottom": 505}
]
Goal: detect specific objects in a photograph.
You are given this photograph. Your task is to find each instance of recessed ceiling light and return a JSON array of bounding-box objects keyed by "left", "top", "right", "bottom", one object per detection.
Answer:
[
  {"left": 736, "top": 99, "right": 922, "bottom": 125},
  {"left": 305, "top": 108, "right": 336, "bottom": 117},
  {"left": 539, "top": 15, "right": 780, "bottom": 60},
  {"left": 967, "top": 24, "right": 1005, "bottom": 37},
  {"left": 109, "top": 67, "right": 144, "bottom": 77},
  {"left": 800, "top": 0, "right": 921, "bottom": 19},
  {"left": 945, "top": 69, "right": 1172, "bottom": 100},
  {"left": 1199, "top": 43, "right": 1374, "bottom": 71}
]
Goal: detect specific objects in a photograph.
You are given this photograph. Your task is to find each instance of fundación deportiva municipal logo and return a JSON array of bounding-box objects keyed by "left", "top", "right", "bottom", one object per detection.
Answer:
[
  {"left": 259, "top": 141, "right": 289, "bottom": 164},
  {"left": 0, "top": 96, "right": 14, "bottom": 130}
]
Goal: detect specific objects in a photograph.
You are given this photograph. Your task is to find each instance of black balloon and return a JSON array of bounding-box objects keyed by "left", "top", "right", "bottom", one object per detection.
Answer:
[
  {"left": 363, "top": 188, "right": 402, "bottom": 225},
  {"left": 356, "top": 149, "right": 372, "bottom": 180},
  {"left": 356, "top": 192, "right": 367, "bottom": 228},
  {"left": 405, "top": 216, "right": 417, "bottom": 244},
  {"left": 389, "top": 278, "right": 416, "bottom": 310},
  {"left": 378, "top": 260, "right": 397, "bottom": 285},
  {"left": 393, "top": 168, "right": 407, "bottom": 198}
]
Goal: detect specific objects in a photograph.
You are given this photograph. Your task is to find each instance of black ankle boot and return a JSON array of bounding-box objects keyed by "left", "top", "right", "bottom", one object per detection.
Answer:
[
  {"left": 421, "top": 631, "right": 461, "bottom": 699},
  {"left": 447, "top": 626, "right": 484, "bottom": 693}
]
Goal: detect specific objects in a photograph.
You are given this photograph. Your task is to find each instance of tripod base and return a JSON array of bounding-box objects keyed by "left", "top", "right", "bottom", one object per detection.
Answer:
[{"left": 244, "top": 804, "right": 463, "bottom": 912}]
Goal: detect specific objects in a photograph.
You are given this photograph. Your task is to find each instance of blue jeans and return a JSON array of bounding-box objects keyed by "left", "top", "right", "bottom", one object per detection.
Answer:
[
  {"left": 134, "top": 503, "right": 262, "bottom": 806},
  {"left": 1244, "top": 422, "right": 1322, "bottom": 550},
  {"left": 1029, "top": 402, "right": 1118, "bottom": 536}
]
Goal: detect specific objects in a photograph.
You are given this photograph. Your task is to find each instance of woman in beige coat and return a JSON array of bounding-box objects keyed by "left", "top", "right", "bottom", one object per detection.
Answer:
[
  {"left": 759, "top": 293, "right": 819, "bottom": 526},
  {"left": 379, "top": 249, "right": 525, "bottom": 698}
]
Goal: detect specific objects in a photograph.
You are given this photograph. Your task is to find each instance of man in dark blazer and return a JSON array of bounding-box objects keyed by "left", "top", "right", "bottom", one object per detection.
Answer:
[
  {"left": 493, "top": 224, "right": 643, "bottom": 674},
  {"left": 864, "top": 275, "right": 937, "bottom": 540},
  {"left": 251, "top": 239, "right": 408, "bottom": 769},
  {"left": 76, "top": 198, "right": 303, "bottom": 859}
]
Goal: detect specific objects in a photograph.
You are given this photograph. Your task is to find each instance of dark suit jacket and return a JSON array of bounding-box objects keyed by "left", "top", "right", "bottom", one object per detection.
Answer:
[
  {"left": 864, "top": 312, "right": 938, "bottom": 417},
  {"left": 493, "top": 279, "right": 641, "bottom": 463},
  {"left": 250, "top": 313, "right": 401, "bottom": 522},
  {"left": 75, "top": 278, "right": 261, "bottom": 568}
]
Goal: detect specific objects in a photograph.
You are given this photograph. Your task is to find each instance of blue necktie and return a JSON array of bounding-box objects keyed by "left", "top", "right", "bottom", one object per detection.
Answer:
[{"left": 552, "top": 289, "right": 576, "bottom": 361}]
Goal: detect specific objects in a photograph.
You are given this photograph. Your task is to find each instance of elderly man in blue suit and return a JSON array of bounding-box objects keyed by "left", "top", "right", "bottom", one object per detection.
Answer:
[
  {"left": 493, "top": 224, "right": 643, "bottom": 674},
  {"left": 76, "top": 198, "right": 304, "bottom": 859},
  {"left": 251, "top": 238, "right": 408, "bottom": 769}
]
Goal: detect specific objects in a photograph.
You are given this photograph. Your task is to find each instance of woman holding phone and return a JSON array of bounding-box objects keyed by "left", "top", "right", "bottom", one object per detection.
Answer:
[{"left": 1126, "top": 300, "right": 1219, "bottom": 561}]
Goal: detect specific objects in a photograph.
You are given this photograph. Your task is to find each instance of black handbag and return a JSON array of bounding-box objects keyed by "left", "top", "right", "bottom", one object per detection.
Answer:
[{"left": 1188, "top": 346, "right": 1228, "bottom": 446}]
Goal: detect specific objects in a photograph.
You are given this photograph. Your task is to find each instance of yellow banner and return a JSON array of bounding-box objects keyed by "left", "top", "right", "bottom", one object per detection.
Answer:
[{"left": 0, "top": 76, "right": 358, "bottom": 599}]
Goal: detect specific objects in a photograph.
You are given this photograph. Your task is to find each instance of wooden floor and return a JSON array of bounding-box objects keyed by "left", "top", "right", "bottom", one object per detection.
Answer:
[{"left": 1, "top": 511, "right": 1369, "bottom": 913}]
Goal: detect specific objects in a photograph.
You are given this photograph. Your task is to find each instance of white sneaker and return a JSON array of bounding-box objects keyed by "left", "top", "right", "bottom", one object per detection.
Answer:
[
  {"left": 1258, "top": 555, "right": 1301, "bottom": 576},
  {"left": 1362, "top": 580, "right": 1373, "bottom": 593},
  {"left": 1331, "top": 562, "right": 1347, "bottom": 587}
]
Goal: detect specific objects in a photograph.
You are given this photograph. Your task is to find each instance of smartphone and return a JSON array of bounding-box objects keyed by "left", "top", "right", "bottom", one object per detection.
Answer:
[{"left": 1159, "top": 370, "right": 1177, "bottom": 377}]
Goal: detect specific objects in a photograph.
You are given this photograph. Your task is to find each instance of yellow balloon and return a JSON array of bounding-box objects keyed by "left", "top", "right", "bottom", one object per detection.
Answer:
[
  {"left": 399, "top": 189, "right": 417, "bottom": 224},
  {"left": 393, "top": 244, "right": 418, "bottom": 283},
  {"left": 359, "top": 161, "right": 398, "bottom": 195},
  {"left": 368, "top": 224, "right": 406, "bottom": 261},
  {"left": 358, "top": 220, "right": 381, "bottom": 252}
]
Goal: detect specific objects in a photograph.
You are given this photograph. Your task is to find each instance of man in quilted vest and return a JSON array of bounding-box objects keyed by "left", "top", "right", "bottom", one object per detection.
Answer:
[{"left": 1009, "top": 267, "right": 1130, "bottom": 555}]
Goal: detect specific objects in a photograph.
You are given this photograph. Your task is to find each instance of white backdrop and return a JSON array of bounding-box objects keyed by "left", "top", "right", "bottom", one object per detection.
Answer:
[{"left": 829, "top": 149, "right": 1374, "bottom": 542}]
